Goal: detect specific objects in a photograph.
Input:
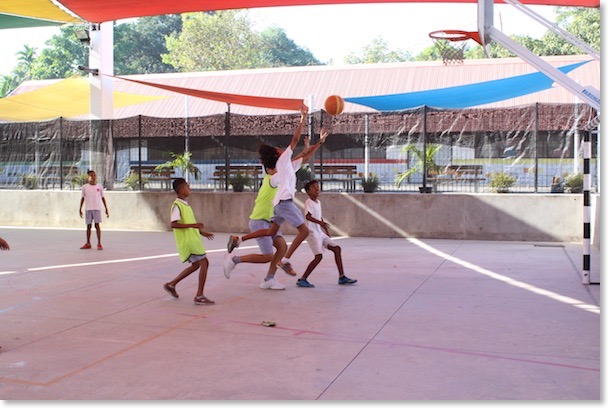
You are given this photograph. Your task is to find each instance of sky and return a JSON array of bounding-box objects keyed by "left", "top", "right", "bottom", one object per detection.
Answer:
[{"left": 0, "top": 3, "right": 560, "bottom": 77}]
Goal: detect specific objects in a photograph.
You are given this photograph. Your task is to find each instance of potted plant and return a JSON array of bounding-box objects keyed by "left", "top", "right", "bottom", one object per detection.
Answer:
[
  {"left": 21, "top": 174, "right": 38, "bottom": 189},
  {"left": 154, "top": 151, "right": 201, "bottom": 180},
  {"left": 229, "top": 173, "right": 252, "bottom": 192},
  {"left": 564, "top": 172, "right": 583, "bottom": 193},
  {"left": 296, "top": 164, "right": 313, "bottom": 192},
  {"left": 395, "top": 143, "right": 442, "bottom": 193},
  {"left": 489, "top": 171, "right": 516, "bottom": 193},
  {"left": 360, "top": 173, "right": 380, "bottom": 193}
]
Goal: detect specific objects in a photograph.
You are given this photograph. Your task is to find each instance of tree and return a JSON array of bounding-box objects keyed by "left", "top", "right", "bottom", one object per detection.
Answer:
[
  {"left": 259, "top": 26, "right": 321, "bottom": 67},
  {"left": 114, "top": 15, "right": 182, "bottom": 75},
  {"left": 30, "top": 25, "right": 89, "bottom": 80},
  {"left": 344, "top": 37, "right": 412, "bottom": 64},
  {"left": 163, "top": 11, "right": 266, "bottom": 71}
]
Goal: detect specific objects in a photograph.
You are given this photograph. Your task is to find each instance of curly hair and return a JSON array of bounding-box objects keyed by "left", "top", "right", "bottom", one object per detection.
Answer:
[{"left": 259, "top": 144, "right": 280, "bottom": 170}]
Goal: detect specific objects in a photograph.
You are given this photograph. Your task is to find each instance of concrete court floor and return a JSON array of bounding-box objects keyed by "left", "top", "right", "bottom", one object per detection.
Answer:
[{"left": 0, "top": 227, "right": 601, "bottom": 401}]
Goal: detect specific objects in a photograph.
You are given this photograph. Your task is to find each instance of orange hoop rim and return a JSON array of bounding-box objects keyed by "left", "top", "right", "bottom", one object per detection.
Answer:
[{"left": 429, "top": 30, "right": 482, "bottom": 45}]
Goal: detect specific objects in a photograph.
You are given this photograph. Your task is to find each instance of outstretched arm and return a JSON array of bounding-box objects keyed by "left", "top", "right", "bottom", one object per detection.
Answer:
[
  {"left": 288, "top": 105, "right": 308, "bottom": 151},
  {"left": 300, "top": 128, "right": 329, "bottom": 163}
]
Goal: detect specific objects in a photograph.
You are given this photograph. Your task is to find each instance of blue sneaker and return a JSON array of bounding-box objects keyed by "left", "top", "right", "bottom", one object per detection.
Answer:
[
  {"left": 338, "top": 276, "right": 357, "bottom": 285},
  {"left": 296, "top": 279, "right": 315, "bottom": 288}
]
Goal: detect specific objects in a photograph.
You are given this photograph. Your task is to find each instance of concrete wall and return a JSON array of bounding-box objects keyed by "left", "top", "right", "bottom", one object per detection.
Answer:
[{"left": 0, "top": 190, "right": 598, "bottom": 243}]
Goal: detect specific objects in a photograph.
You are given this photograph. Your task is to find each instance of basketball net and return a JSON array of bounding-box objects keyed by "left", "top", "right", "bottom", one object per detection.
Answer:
[{"left": 429, "top": 30, "right": 482, "bottom": 66}]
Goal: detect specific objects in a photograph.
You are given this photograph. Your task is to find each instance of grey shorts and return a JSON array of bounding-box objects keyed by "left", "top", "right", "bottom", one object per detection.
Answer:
[
  {"left": 188, "top": 254, "right": 207, "bottom": 263},
  {"left": 249, "top": 219, "right": 282, "bottom": 255},
  {"left": 85, "top": 210, "right": 102, "bottom": 225},
  {"left": 271, "top": 199, "right": 305, "bottom": 229}
]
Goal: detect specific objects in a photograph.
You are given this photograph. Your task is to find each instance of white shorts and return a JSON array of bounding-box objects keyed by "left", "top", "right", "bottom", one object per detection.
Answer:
[{"left": 307, "top": 232, "right": 337, "bottom": 256}]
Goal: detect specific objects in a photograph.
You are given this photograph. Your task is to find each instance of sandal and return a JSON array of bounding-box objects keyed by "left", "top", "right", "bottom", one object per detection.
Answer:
[{"left": 194, "top": 296, "right": 215, "bottom": 305}]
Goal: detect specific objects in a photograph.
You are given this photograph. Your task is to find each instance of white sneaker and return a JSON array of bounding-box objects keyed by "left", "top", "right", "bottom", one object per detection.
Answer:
[
  {"left": 223, "top": 253, "right": 236, "bottom": 279},
  {"left": 259, "top": 278, "right": 285, "bottom": 290}
]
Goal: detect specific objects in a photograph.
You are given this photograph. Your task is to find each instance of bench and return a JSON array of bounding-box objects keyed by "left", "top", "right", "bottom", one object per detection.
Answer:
[
  {"left": 129, "top": 164, "right": 175, "bottom": 189},
  {"left": 430, "top": 164, "right": 485, "bottom": 191},
  {"left": 314, "top": 164, "right": 361, "bottom": 192},
  {"left": 211, "top": 165, "right": 264, "bottom": 191}
]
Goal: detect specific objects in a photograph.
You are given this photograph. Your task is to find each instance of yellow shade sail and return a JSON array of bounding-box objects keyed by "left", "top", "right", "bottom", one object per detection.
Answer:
[
  {"left": 0, "top": 77, "right": 167, "bottom": 122},
  {"left": 0, "top": 0, "right": 82, "bottom": 26}
]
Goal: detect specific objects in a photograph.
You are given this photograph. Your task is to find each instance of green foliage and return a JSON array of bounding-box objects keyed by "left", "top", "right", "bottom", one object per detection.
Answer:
[
  {"left": 155, "top": 151, "right": 201, "bottom": 180},
  {"left": 259, "top": 26, "right": 320, "bottom": 67},
  {"left": 489, "top": 172, "right": 516, "bottom": 192},
  {"left": 361, "top": 173, "right": 380, "bottom": 193},
  {"left": 564, "top": 172, "right": 583, "bottom": 192},
  {"left": 30, "top": 25, "right": 88, "bottom": 80},
  {"left": 229, "top": 173, "right": 252, "bottom": 192},
  {"left": 21, "top": 174, "right": 38, "bottom": 189},
  {"left": 344, "top": 37, "right": 412, "bottom": 64},
  {"left": 123, "top": 171, "right": 149, "bottom": 190},
  {"left": 395, "top": 143, "right": 442, "bottom": 187},
  {"left": 69, "top": 173, "right": 90, "bottom": 188},
  {"left": 164, "top": 11, "right": 267, "bottom": 72},
  {"left": 114, "top": 15, "right": 182, "bottom": 75}
]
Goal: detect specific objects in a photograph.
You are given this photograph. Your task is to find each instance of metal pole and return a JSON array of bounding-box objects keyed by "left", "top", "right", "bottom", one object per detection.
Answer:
[
  {"left": 185, "top": 95, "right": 190, "bottom": 182},
  {"left": 138, "top": 115, "right": 142, "bottom": 190},
  {"left": 225, "top": 103, "right": 231, "bottom": 191},
  {"left": 582, "top": 129, "right": 591, "bottom": 284},
  {"left": 533, "top": 103, "right": 538, "bottom": 193},
  {"left": 364, "top": 114, "right": 370, "bottom": 179}
]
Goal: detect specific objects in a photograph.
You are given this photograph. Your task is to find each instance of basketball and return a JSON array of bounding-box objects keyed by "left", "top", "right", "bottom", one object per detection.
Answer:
[{"left": 324, "top": 95, "right": 345, "bottom": 116}]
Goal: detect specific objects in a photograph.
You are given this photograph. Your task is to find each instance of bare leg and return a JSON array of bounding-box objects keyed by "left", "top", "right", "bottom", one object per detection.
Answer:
[
  {"left": 195, "top": 258, "right": 210, "bottom": 298},
  {"left": 85, "top": 225, "right": 92, "bottom": 244},
  {"left": 241, "top": 222, "right": 280, "bottom": 242},
  {"left": 266, "top": 236, "right": 287, "bottom": 280},
  {"left": 284, "top": 223, "right": 309, "bottom": 259},
  {"left": 94, "top": 223, "right": 102, "bottom": 245},
  {"left": 328, "top": 245, "right": 345, "bottom": 277},
  {"left": 301, "top": 254, "right": 322, "bottom": 280},
  {"left": 168, "top": 261, "right": 200, "bottom": 287}
]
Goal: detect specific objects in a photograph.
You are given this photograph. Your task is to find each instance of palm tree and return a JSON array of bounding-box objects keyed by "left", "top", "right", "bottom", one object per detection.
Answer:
[
  {"left": 154, "top": 151, "right": 201, "bottom": 181},
  {"left": 395, "top": 143, "right": 442, "bottom": 187}
]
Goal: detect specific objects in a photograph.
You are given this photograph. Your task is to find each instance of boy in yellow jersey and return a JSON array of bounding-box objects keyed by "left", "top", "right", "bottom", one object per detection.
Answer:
[{"left": 164, "top": 178, "right": 215, "bottom": 305}]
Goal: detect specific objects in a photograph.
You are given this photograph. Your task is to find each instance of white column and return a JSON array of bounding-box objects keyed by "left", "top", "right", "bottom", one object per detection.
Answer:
[{"left": 89, "top": 22, "right": 114, "bottom": 120}]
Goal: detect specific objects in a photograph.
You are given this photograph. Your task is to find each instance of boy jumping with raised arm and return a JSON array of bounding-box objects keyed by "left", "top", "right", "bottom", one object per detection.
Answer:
[{"left": 226, "top": 107, "right": 330, "bottom": 289}]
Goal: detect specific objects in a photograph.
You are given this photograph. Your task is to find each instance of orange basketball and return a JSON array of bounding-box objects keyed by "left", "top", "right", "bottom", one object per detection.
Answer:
[{"left": 324, "top": 95, "right": 345, "bottom": 116}]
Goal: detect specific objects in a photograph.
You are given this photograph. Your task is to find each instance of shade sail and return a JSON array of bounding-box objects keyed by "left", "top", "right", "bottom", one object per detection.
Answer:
[
  {"left": 1, "top": 0, "right": 599, "bottom": 29},
  {"left": 0, "top": 0, "right": 82, "bottom": 26},
  {"left": 0, "top": 77, "right": 166, "bottom": 122},
  {"left": 113, "top": 76, "right": 306, "bottom": 111},
  {"left": 344, "top": 60, "right": 589, "bottom": 111}
]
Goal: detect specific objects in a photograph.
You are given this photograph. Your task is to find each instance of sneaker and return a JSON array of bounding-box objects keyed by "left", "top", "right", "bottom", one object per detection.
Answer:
[
  {"left": 296, "top": 278, "right": 315, "bottom": 288},
  {"left": 80, "top": 243, "right": 91, "bottom": 249},
  {"left": 277, "top": 261, "right": 297, "bottom": 276},
  {"left": 223, "top": 253, "right": 236, "bottom": 279},
  {"left": 194, "top": 295, "right": 215, "bottom": 305},
  {"left": 227, "top": 235, "right": 241, "bottom": 253},
  {"left": 259, "top": 278, "right": 286, "bottom": 290},
  {"left": 97, "top": 244, "right": 103, "bottom": 250},
  {"left": 163, "top": 283, "right": 178, "bottom": 298},
  {"left": 338, "top": 276, "right": 357, "bottom": 285}
]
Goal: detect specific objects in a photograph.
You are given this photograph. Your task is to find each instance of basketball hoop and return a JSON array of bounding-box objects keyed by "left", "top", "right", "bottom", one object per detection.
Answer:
[{"left": 429, "top": 30, "right": 482, "bottom": 66}]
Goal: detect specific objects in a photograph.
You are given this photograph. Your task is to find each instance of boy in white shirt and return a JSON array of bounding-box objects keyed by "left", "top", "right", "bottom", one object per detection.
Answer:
[
  {"left": 79, "top": 170, "right": 109, "bottom": 250},
  {"left": 296, "top": 179, "right": 357, "bottom": 288}
]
